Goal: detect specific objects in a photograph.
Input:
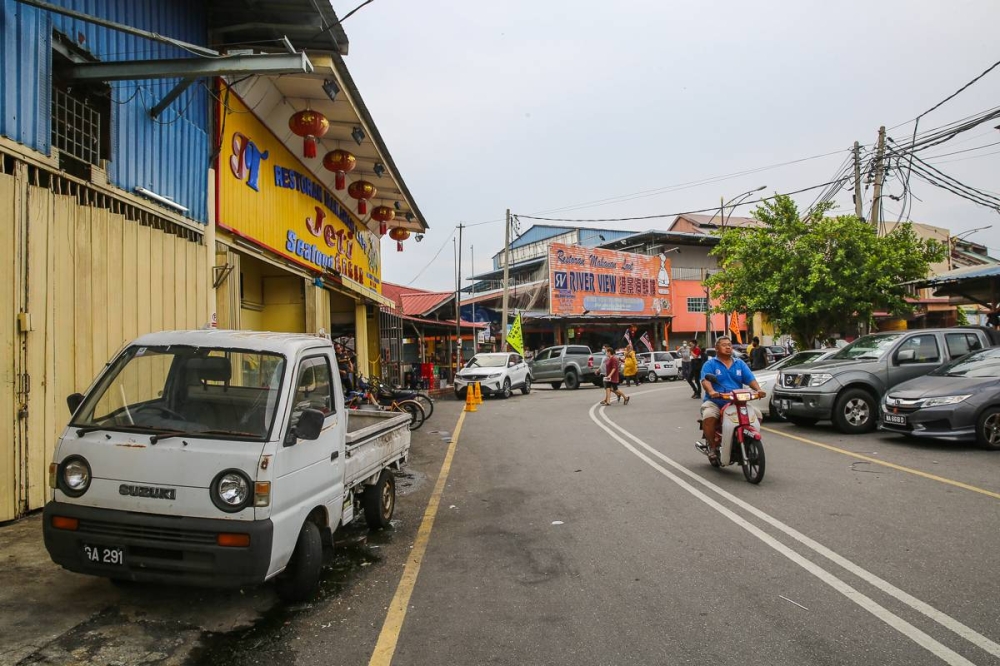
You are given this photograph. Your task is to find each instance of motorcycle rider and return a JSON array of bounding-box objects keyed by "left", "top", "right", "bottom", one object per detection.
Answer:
[{"left": 700, "top": 336, "right": 765, "bottom": 463}]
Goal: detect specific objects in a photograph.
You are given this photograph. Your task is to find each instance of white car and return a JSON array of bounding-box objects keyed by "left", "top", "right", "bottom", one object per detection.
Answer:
[
  {"left": 638, "top": 351, "right": 680, "bottom": 382},
  {"left": 455, "top": 352, "right": 531, "bottom": 399},
  {"left": 755, "top": 349, "right": 838, "bottom": 419}
]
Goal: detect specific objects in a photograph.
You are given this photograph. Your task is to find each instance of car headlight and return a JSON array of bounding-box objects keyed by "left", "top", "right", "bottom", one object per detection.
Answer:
[
  {"left": 921, "top": 394, "right": 972, "bottom": 408},
  {"left": 211, "top": 470, "right": 252, "bottom": 513},
  {"left": 806, "top": 373, "right": 833, "bottom": 387},
  {"left": 58, "top": 456, "right": 91, "bottom": 498},
  {"left": 487, "top": 372, "right": 501, "bottom": 379}
]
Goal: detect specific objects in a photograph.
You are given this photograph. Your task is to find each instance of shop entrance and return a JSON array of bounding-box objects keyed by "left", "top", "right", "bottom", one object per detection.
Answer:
[{"left": 238, "top": 253, "right": 306, "bottom": 333}]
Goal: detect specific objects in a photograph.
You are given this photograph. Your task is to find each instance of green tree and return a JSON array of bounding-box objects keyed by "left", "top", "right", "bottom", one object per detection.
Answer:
[{"left": 706, "top": 195, "right": 945, "bottom": 348}]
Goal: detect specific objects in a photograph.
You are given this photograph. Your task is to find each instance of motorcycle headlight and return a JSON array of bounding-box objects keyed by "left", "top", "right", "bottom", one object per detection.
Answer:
[
  {"left": 806, "top": 373, "right": 833, "bottom": 387},
  {"left": 58, "top": 456, "right": 91, "bottom": 498},
  {"left": 211, "top": 470, "right": 252, "bottom": 513},
  {"left": 921, "top": 394, "right": 972, "bottom": 408}
]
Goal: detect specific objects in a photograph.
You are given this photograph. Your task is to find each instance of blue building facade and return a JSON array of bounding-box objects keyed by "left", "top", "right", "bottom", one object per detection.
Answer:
[{"left": 0, "top": 0, "right": 210, "bottom": 221}]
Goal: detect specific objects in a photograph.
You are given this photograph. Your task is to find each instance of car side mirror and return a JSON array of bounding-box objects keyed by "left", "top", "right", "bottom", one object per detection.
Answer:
[
  {"left": 67, "top": 393, "right": 84, "bottom": 415},
  {"left": 294, "top": 408, "right": 325, "bottom": 442},
  {"left": 896, "top": 349, "right": 917, "bottom": 364}
]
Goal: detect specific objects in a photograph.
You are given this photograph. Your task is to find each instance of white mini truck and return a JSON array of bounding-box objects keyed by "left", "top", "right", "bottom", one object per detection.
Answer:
[{"left": 43, "top": 330, "right": 411, "bottom": 602}]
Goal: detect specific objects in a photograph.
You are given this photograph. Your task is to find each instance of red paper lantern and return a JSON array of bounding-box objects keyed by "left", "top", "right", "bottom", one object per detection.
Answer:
[
  {"left": 371, "top": 205, "right": 395, "bottom": 236},
  {"left": 322, "top": 149, "right": 356, "bottom": 190},
  {"left": 388, "top": 226, "right": 410, "bottom": 251},
  {"left": 347, "top": 180, "right": 376, "bottom": 215},
  {"left": 288, "top": 110, "right": 329, "bottom": 158}
]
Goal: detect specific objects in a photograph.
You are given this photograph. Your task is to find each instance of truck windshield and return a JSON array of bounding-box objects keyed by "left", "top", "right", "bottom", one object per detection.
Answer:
[
  {"left": 831, "top": 333, "right": 904, "bottom": 361},
  {"left": 71, "top": 345, "right": 286, "bottom": 440}
]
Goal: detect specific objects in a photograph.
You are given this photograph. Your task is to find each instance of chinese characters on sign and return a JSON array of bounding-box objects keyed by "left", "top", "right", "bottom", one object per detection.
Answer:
[{"left": 548, "top": 243, "right": 673, "bottom": 316}]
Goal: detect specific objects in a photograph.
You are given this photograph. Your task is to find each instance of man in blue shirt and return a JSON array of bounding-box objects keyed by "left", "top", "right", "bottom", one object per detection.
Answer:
[{"left": 700, "top": 336, "right": 765, "bottom": 461}]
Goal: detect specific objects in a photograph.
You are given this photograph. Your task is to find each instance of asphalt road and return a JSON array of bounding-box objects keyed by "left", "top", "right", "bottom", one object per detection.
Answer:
[{"left": 6, "top": 380, "right": 1000, "bottom": 665}]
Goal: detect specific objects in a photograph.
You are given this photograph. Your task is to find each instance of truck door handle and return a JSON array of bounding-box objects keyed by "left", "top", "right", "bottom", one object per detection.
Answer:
[{"left": 331, "top": 451, "right": 340, "bottom": 461}]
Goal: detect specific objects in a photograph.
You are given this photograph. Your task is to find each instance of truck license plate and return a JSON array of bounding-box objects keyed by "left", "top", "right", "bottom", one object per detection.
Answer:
[
  {"left": 83, "top": 543, "right": 126, "bottom": 567},
  {"left": 883, "top": 413, "right": 906, "bottom": 426}
]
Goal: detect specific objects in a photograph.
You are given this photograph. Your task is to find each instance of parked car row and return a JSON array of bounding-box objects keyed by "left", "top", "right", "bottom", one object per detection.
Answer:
[{"left": 768, "top": 326, "right": 1000, "bottom": 450}]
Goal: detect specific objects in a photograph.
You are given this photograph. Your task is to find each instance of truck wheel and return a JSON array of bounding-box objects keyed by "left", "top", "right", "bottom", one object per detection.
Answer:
[
  {"left": 521, "top": 376, "right": 532, "bottom": 395},
  {"left": 975, "top": 407, "right": 1000, "bottom": 450},
  {"left": 550, "top": 382, "right": 563, "bottom": 390},
  {"left": 833, "top": 388, "right": 877, "bottom": 434},
  {"left": 564, "top": 372, "right": 580, "bottom": 390},
  {"left": 364, "top": 470, "right": 396, "bottom": 529},
  {"left": 276, "top": 521, "right": 323, "bottom": 603}
]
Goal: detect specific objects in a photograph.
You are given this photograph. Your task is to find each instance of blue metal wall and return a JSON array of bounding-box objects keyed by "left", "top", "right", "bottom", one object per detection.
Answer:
[{"left": 0, "top": 0, "right": 209, "bottom": 222}]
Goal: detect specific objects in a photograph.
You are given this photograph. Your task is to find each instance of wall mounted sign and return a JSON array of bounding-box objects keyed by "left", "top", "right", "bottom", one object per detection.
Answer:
[
  {"left": 548, "top": 243, "right": 673, "bottom": 317},
  {"left": 217, "top": 89, "right": 381, "bottom": 293}
]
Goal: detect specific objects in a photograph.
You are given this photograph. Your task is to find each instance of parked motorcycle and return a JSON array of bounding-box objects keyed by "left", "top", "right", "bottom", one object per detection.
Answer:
[{"left": 695, "top": 381, "right": 766, "bottom": 484}]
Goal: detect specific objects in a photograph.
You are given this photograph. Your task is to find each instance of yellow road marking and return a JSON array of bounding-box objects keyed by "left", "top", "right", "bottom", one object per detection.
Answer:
[
  {"left": 761, "top": 426, "right": 1000, "bottom": 501},
  {"left": 369, "top": 410, "right": 466, "bottom": 665}
]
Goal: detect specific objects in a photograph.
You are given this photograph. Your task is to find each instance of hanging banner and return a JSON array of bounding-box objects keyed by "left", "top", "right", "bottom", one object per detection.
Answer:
[
  {"left": 548, "top": 243, "right": 673, "bottom": 316},
  {"left": 216, "top": 87, "right": 381, "bottom": 293}
]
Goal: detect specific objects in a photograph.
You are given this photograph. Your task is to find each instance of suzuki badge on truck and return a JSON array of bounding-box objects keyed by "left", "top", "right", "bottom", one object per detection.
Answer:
[{"left": 43, "top": 330, "right": 411, "bottom": 602}]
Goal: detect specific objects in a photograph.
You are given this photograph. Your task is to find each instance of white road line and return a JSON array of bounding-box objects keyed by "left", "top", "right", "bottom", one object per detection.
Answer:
[
  {"left": 596, "top": 410, "right": 1000, "bottom": 660},
  {"left": 589, "top": 405, "right": 985, "bottom": 666}
]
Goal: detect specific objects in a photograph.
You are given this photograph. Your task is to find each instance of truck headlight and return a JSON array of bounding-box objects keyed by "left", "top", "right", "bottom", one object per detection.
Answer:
[
  {"left": 921, "top": 394, "right": 971, "bottom": 408},
  {"left": 211, "top": 470, "right": 252, "bottom": 513},
  {"left": 58, "top": 456, "right": 91, "bottom": 498},
  {"left": 806, "top": 373, "right": 833, "bottom": 387}
]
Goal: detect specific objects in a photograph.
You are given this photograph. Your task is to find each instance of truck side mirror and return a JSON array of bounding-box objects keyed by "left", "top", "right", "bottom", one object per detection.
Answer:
[
  {"left": 295, "top": 408, "right": 325, "bottom": 441},
  {"left": 67, "top": 393, "right": 84, "bottom": 415},
  {"left": 896, "top": 349, "right": 917, "bottom": 364}
]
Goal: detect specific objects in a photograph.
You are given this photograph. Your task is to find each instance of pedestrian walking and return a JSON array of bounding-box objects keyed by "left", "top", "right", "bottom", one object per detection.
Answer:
[
  {"left": 688, "top": 341, "right": 705, "bottom": 399},
  {"left": 622, "top": 344, "right": 638, "bottom": 387},
  {"left": 600, "top": 345, "right": 628, "bottom": 405},
  {"left": 749, "top": 336, "right": 769, "bottom": 370},
  {"left": 678, "top": 340, "right": 692, "bottom": 384}
]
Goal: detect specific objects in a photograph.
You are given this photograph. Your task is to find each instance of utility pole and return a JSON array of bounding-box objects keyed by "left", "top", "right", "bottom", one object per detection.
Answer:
[
  {"left": 500, "top": 209, "right": 511, "bottom": 352},
  {"left": 703, "top": 267, "right": 711, "bottom": 347},
  {"left": 853, "top": 141, "right": 863, "bottom": 219},
  {"left": 455, "top": 223, "right": 464, "bottom": 376},
  {"left": 870, "top": 126, "right": 886, "bottom": 233},
  {"left": 471, "top": 244, "right": 478, "bottom": 353}
]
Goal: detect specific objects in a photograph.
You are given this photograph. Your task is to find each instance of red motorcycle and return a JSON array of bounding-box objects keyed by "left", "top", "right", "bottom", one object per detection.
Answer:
[{"left": 696, "top": 385, "right": 766, "bottom": 484}]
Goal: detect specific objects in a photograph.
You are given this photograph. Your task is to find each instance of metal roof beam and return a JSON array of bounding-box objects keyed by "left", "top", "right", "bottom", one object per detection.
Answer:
[{"left": 67, "top": 52, "right": 314, "bottom": 82}]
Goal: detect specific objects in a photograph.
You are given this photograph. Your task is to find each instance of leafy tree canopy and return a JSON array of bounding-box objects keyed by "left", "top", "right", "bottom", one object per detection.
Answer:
[{"left": 705, "top": 195, "right": 945, "bottom": 347}]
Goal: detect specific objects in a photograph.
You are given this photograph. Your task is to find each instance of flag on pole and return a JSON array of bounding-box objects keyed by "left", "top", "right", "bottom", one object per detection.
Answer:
[
  {"left": 639, "top": 331, "right": 654, "bottom": 353},
  {"left": 623, "top": 328, "right": 632, "bottom": 344},
  {"left": 728, "top": 311, "right": 743, "bottom": 344},
  {"left": 506, "top": 312, "right": 524, "bottom": 354}
]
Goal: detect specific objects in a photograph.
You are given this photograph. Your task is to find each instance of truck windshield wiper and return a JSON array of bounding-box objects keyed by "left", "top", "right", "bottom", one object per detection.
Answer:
[
  {"left": 75, "top": 425, "right": 109, "bottom": 437},
  {"left": 148, "top": 429, "right": 191, "bottom": 444}
]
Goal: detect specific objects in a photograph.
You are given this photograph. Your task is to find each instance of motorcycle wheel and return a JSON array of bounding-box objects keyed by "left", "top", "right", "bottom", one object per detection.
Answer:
[{"left": 741, "top": 439, "right": 765, "bottom": 484}]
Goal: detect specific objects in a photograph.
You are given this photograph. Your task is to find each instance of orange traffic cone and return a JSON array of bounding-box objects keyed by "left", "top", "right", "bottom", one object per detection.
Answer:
[
  {"left": 474, "top": 381, "right": 483, "bottom": 405},
  {"left": 464, "top": 385, "right": 477, "bottom": 412}
]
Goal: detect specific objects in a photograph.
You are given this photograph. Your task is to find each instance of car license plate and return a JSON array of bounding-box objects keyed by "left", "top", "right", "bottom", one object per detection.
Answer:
[
  {"left": 83, "top": 543, "right": 126, "bottom": 567},
  {"left": 883, "top": 413, "right": 907, "bottom": 426},
  {"left": 777, "top": 399, "right": 790, "bottom": 411}
]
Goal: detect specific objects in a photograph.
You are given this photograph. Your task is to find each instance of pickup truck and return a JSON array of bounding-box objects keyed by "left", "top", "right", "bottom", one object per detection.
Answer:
[
  {"left": 43, "top": 330, "right": 410, "bottom": 602},
  {"left": 528, "top": 344, "right": 602, "bottom": 389},
  {"left": 771, "top": 327, "right": 994, "bottom": 434}
]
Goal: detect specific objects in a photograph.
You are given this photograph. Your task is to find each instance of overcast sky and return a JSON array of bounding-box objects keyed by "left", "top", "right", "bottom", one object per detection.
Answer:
[{"left": 334, "top": 0, "right": 1000, "bottom": 292}]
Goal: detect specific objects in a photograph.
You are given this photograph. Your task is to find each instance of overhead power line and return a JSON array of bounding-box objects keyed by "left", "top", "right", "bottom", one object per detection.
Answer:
[{"left": 514, "top": 177, "right": 853, "bottom": 223}]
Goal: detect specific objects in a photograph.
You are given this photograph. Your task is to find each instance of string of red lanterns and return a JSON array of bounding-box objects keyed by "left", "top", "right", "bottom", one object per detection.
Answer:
[{"left": 288, "top": 109, "right": 329, "bottom": 159}]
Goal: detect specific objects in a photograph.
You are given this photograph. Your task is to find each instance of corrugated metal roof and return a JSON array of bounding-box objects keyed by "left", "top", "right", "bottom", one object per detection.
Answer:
[
  {"left": 1, "top": 0, "right": 51, "bottom": 151},
  {"left": 910, "top": 264, "right": 1000, "bottom": 287},
  {"left": 400, "top": 291, "right": 454, "bottom": 317}
]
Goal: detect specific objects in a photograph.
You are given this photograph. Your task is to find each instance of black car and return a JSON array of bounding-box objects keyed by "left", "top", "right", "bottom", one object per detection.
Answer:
[{"left": 880, "top": 346, "right": 1000, "bottom": 450}]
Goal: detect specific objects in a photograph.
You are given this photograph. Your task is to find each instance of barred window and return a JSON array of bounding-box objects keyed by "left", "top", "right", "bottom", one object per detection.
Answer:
[
  {"left": 687, "top": 297, "right": 708, "bottom": 313},
  {"left": 51, "top": 35, "right": 111, "bottom": 172}
]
